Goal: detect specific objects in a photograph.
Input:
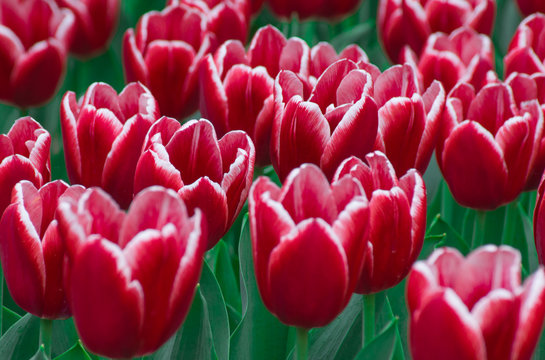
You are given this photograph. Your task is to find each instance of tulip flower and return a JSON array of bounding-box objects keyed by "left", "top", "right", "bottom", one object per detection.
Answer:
[
  {"left": 407, "top": 245, "right": 545, "bottom": 360},
  {"left": 55, "top": 0, "right": 120, "bottom": 58},
  {"left": 271, "top": 59, "right": 379, "bottom": 181},
  {"left": 123, "top": 3, "right": 214, "bottom": 119},
  {"left": 0, "top": 0, "right": 74, "bottom": 108},
  {"left": 378, "top": 0, "right": 495, "bottom": 63},
  {"left": 0, "top": 117, "right": 51, "bottom": 216},
  {"left": 60, "top": 82, "right": 160, "bottom": 209},
  {"left": 416, "top": 28, "right": 495, "bottom": 93},
  {"left": 133, "top": 117, "right": 255, "bottom": 249},
  {"left": 249, "top": 163, "right": 369, "bottom": 328},
  {"left": 167, "top": 0, "right": 250, "bottom": 44},
  {"left": 437, "top": 81, "right": 543, "bottom": 210},
  {"left": 57, "top": 186, "right": 206, "bottom": 358},
  {"left": 0, "top": 180, "right": 84, "bottom": 318},
  {"left": 532, "top": 172, "right": 545, "bottom": 263},
  {"left": 515, "top": 0, "right": 545, "bottom": 18},
  {"left": 505, "top": 14, "right": 545, "bottom": 78},
  {"left": 333, "top": 152, "right": 426, "bottom": 293},
  {"left": 373, "top": 63, "right": 445, "bottom": 176},
  {"left": 265, "top": 0, "right": 362, "bottom": 20},
  {"left": 505, "top": 72, "right": 545, "bottom": 190}
]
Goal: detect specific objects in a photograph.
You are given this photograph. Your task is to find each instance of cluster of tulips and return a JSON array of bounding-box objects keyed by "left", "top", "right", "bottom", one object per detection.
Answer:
[{"left": 2, "top": 0, "right": 545, "bottom": 359}]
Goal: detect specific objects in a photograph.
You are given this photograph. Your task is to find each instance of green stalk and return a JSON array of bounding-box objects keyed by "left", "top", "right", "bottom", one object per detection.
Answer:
[
  {"left": 362, "top": 293, "right": 375, "bottom": 347},
  {"left": 39, "top": 318, "right": 53, "bottom": 359},
  {"left": 295, "top": 327, "right": 309, "bottom": 360},
  {"left": 474, "top": 210, "right": 487, "bottom": 248}
]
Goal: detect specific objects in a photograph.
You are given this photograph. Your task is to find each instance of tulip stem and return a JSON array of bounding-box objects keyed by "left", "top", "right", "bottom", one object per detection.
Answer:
[
  {"left": 475, "top": 210, "right": 487, "bottom": 247},
  {"left": 362, "top": 293, "right": 375, "bottom": 347},
  {"left": 39, "top": 318, "right": 53, "bottom": 359},
  {"left": 295, "top": 327, "right": 309, "bottom": 360}
]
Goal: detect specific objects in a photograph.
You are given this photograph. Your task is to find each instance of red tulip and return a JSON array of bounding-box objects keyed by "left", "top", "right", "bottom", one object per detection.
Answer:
[
  {"left": 333, "top": 152, "right": 426, "bottom": 293},
  {"left": 123, "top": 3, "right": 214, "bottom": 119},
  {"left": 249, "top": 163, "right": 369, "bottom": 328},
  {"left": 55, "top": 0, "right": 120, "bottom": 58},
  {"left": 271, "top": 59, "right": 378, "bottom": 181},
  {"left": 505, "top": 72, "right": 545, "bottom": 190},
  {"left": 417, "top": 28, "right": 495, "bottom": 93},
  {"left": 134, "top": 117, "right": 255, "bottom": 249},
  {"left": 0, "top": 180, "right": 84, "bottom": 318},
  {"left": 167, "top": 0, "right": 250, "bottom": 44},
  {"left": 532, "top": 172, "right": 545, "bottom": 263},
  {"left": 378, "top": 0, "right": 495, "bottom": 63},
  {"left": 60, "top": 82, "right": 160, "bottom": 209},
  {"left": 57, "top": 186, "right": 206, "bottom": 358},
  {"left": 515, "top": 0, "right": 545, "bottom": 18},
  {"left": 200, "top": 27, "right": 373, "bottom": 166},
  {"left": 437, "top": 81, "right": 543, "bottom": 209},
  {"left": 265, "top": 0, "right": 362, "bottom": 20},
  {"left": 0, "top": 117, "right": 51, "bottom": 216},
  {"left": 407, "top": 245, "right": 545, "bottom": 360},
  {"left": 505, "top": 14, "right": 545, "bottom": 78},
  {"left": 373, "top": 63, "right": 445, "bottom": 176},
  {"left": 0, "top": 0, "right": 74, "bottom": 107}
]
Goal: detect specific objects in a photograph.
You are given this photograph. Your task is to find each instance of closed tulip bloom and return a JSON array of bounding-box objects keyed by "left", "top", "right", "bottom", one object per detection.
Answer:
[
  {"left": 516, "top": 0, "right": 545, "bottom": 18},
  {"left": 505, "top": 14, "right": 545, "bottom": 78},
  {"left": 134, "top": 117, "right": 255, "bottom": 249},
  {"left": 272, "top": 59, "right": 379, "bottom": 181},
  {"left": 374, "top": 63, "right": 445, "bottom": 176},
  {"left": 333, "top": 152, "right": 426, "bottom": 293},
  {"left": 437, "top": 81, "right": 543, "bottom": 209},
  {"left": 55, "top": 0, "right": 120, "bottom": 58},
  {"left": 60, "top": 82, "right": 160, "bottom": 209},
  {"left": 378, "top": 0, "right": 495, "bottom": 63},
  {"left": 0, "top": 180, "right": 84, "bottom": 318},
  {"left": 265, "top": 0, "right": 361, "bottom": 20},
  {"left": 417, "top": 28, "right": 495, "bottom": 93},
  {"left": 123, "top": 3, "right": 214, "bottom": 119},
  {"left": 57, "top": 186, "right": 206, "bottom": 358},
  {"left": 0, "top": 0, "right": 74, "bottom": 107},
  {"left": 408, "top": 245, "right": 545, "bottom": 360},
  {"left": 0, "top": 117, "right": 51, "bottom": 216},
  {"left": 505, "top": 72, "right": 545, "bottom": 190},
  {"left": 249, "top": 164, "right": 369, "bottom": 328},
  {"left": 168, "top": 0, "right": 250, "bottom": 44}
]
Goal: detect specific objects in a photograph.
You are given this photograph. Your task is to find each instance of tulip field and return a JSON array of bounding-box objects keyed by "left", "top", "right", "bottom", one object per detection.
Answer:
[{"left": 1, "top": 0, "right": 545, "bottom": 359}]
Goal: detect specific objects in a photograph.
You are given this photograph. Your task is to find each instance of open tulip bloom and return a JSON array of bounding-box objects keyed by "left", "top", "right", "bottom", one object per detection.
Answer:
[
  {"left": 407, "top": 245, "right": 545, "bottom": 360},
  {"left": 57, "top": 186, "right": 206, "bottom": 358}
]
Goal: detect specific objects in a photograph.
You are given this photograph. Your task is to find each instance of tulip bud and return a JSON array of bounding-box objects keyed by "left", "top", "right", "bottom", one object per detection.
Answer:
[
  {"left": 134, "top": 117, "right": 255, "bottom": 249},
  {"left": 0, "top": 180, "right": 84, "bottom": 319},
  {"left": 408, "top": 245, "right": 545, "bottom": 360},
  {"left": 437, "top": 81, "right": 544, "bottom": 210},
  {"left": 60, "top": 82, "right": 160, "bottom": 209},
  {"left": 249, "top": 163, "right": 369, "bottom": 328},
  {"left": 378, "top": 0, "right": 495, "bottom": 63},
  {"left": 55, "top": 0, "right": 120, "bottom": 58},
  {"left": 123, "top": 4, "right": 214, "bottom": 119},
  {"left": 0, "top": 0, "right": 74, "bottom": 107},
  {"left": 0, "top": 117, "right": 51, "bottom": 216},
  {"left": 57, "top": 186, "right": 206, "bottom": 358},
  {"left": 265, "top": 0, "right": 362, "bottom": 20},
  {"left": 505, "top": 14, "right": 545, "bottom": 78}
]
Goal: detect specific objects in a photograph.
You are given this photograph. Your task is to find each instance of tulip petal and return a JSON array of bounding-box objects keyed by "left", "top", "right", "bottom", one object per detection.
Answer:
[
  {"left": 41, "top": 221, "right": 69, "bottom": 318},
  {"left": 133, "top": 145, "right": 183, "bottom": 195},
  {"left": 248, "top": 25, "right": 286, "bottom": 77},
  {"left": 268, "top": 218, "right": 349, "bottom": 328},
  {"left": 0, "top": 155, "right": 42, "bottom": 215},
  {"left": 308, "top": 59, "right": 358, "bottom": 112},
  {"left": 441, "top": 121, "right": 508, "bottom": 209},
  {"left": 70, "top": 237, "right": 144, "bottom": 359},
  {"left": 199, "top": 55, "right": 229, "bottom": 136}
]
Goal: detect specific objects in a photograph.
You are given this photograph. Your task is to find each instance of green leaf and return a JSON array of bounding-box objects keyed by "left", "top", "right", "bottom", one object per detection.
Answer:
[
  {"left": 30, "top": 346, "right": 48, "bottom": 360},
  {"left": 2, "top": 306, "right": 21, "bottom": 334},
  {"left": 0, "top": 313, "right": 40, "bottom": 359},
  {"left": 200, "top": 262, "right": 230, "bottom": 360},
  {"left": 214, "top": 241, "right": 242, "bottom": 331},
  {"left": 354, "top": 318, "right": 398, "bottom": 360},
  {"left": 229, "top": 214, "right": 291, "bottom": 360},
  {"left": 54, "top": 341, "right": 92, "bottom": 360},
  {"left": 51, "top": 318, "right": 79, "bottom": 358},
  {"left": 150, "top": 285, "right": 217, "bottom": 360}
]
